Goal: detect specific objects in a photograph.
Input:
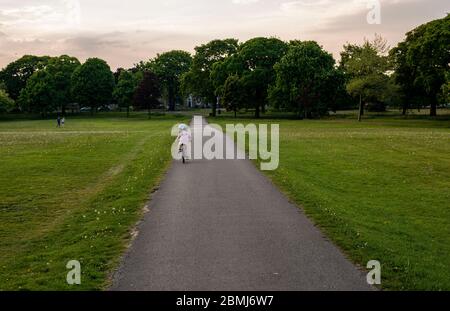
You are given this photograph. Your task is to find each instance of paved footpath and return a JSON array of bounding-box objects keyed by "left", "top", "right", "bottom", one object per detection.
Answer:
[{"left": 111, "top": 116, "right": 372, "bottom": 291}]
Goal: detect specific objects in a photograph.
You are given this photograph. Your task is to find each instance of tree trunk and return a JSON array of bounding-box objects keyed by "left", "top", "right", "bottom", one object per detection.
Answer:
[
  {"left": 358, "top": 94, "right": 363, "bottom": 122},
  {"left": 62, "top": 105, "right": 66, "bottom": 116},
  {"left": 303, "top": 98, "right": 310, "bottom": 119},
  {"left": 297, "top": 101, "right": 302, "bottom": 119},
  {"left": 212, "top": 101, "right": 217, "bottom": 117},
  {"left": 255, "top": 102, "right": 260, "bottom": 118},
  {"left": 212, "top": 96, "right": 218, "bottom": 117},
  {"left": 402, "top": 100, "right": 409, "bottom": 116},
  {"left": 234, "top": 107, "right": 237, "bottom": 118},
  {"left": 168, "top": 86, "right": 175, "bottom": 111},
  {"left": 430, "top": 97, "right": 437, "bottom": 117}
]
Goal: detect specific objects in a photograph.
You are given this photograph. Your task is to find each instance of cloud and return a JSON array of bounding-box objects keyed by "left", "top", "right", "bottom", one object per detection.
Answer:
[
  {"left": 62, "top": 0, "right": 81, "bottom": 26},
  {"left": 280, "top": 0, "right": 331, "bottom": 11},
  {"left": 0, "top": 1, "right": 81, "bottom": 31},
  {"left": 0, "top": 28, "right": 209, "bottom": 70},
  {"left": 232, "top": 0, "right": 260, "bottom": 4},
  {"left": 306, "top": 0, "right": 449, "bottom": 59},
  {"left": 311, "top": 0, "right": 448, "bottom": 35},
  {"left": 64, "top": 33, "right": 129, "bottom": 52},
  {"left": 0, "top": 5, "right": 59, "bottom": 25},
  {"left": 279, "top": 0, "right": 367, "bottom": 17},
  {"left": 0, "top": 0, "right": 448, "bottom": 70}
]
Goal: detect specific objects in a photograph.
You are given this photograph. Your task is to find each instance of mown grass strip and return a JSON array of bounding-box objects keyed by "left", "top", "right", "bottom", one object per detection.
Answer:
[
  {"left": 0, "top": 117, "right": 184, "bottom": 290},
  {"left": 210, "top": 116, "right": 450, "bottom": 290}
]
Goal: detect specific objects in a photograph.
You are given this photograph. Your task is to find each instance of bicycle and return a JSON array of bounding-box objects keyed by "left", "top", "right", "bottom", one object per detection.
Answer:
[{"left": 179, "top": 143, "right": 187, "bottom": 164}]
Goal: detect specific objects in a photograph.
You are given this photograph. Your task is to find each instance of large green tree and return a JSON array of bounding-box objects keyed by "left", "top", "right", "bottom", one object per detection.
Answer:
[
  {"left": 390, "top": 40, "right": 425, "bottom": 115},
  {"left": 133, "top": 71, "right": 161, "bottom": 118},
  {"left": 211, "top": 37, "right": 288, "bottom": 118},
  {"left": 211, "top": 54, "right": 244, "bottom": 97},
  {"left": 148, "top": 50, "right": 192, "bottom": 111},
  {"left": 181, "top": 39, "right": 239, "bottom": 116},
  {"left": 48, "top": 55, "right": 81, "bottom": 114},
  {"left": 113, "top": 70, "right": 141, "bottom": 117},
  {"left": 18, "top": 69, "right": 55, "bottom": 116},
  {"left": 270, "top": 41, "right": 344, "bottom": 118},
  {"left": 222, "top": 74, "right": 246, "bottom": 118},
  {"left": 71, "top": 58, "right": 115, "bottom": 114},
  {"left": 0, "top": 55, "right": 50, "bottom": 104},
  {"left": 390, "top": 14, "right": 450, "bottom": 116},
  {"left": 346, "top": 73, "right": 400, "bottom": 117},
  {"left": 238, "top": 37, "right": 288, "bottom": 118},
  {"left": 16, "top": 55, "right": 80, "bottom": 115},
  {"left": 340, "top": 35, "right": 395, "bottom": 120}
]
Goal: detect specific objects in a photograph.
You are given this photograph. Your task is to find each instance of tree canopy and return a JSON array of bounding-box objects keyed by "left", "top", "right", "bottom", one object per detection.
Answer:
[
  {"left": 18, "top": 55, "right": 81, "bottom": 115},
  {"left": 18, "top": 69, "right": 54, "bottom": 115},
  {"left": 390, "top": 14, "right": 450, "bottom": 116},
  {"left": 147, "top": 50, "right": 192, "bottom": 111},
  {"left": 211, "top": 37, "right": 288, "bottom": 118},
  {"left": 340, "top": 35, "right": 398, "bottom": 119},
  {"left": 0, "top": 55, "right": 51, "bottom": 105},
  {"left": 71, "top": 58, "right": 115, "bottom": 114},
  {"left": 270, "top": 41, "right": 343, "bottom": 118},
  {"left": 181, "top": 39, "right": 238, "bottom": 116},
  {"left": 113, "top": 70, "right": 142, "bottom": 117},
  {"left": 0, "top": 87, "right": 14, "bottom": 113},
  {"left": 133, "top": 71, "right": 161, "bottom": 118},
  {"left": 222, "top": 74, "right": 246, "bottom": 118}
]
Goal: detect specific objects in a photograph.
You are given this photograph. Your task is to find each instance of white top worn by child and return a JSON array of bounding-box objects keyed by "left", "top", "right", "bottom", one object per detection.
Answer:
[
  {"left": 178, "top": 129, "right": 191, "bottom": 150},
  {"left": 177, "top": 123, "right": 191, "bottom": 154}
]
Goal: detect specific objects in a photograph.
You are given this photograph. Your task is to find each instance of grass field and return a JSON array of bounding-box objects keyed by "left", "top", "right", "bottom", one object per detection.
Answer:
[
  {"left": 0, "top": 114, "right": 185, "bottom": 290},
  {"left": 211, "top": 114, "right": 450, "bottom": 290}
]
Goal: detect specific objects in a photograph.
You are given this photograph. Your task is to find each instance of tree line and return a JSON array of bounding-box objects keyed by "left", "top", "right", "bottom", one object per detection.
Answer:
[{"left": 0, "top": 15, "right": 448, "bottom": 118}]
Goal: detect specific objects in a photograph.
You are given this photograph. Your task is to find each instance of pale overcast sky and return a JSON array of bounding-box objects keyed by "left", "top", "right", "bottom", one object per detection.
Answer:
[{"left": 0, "top": 0, "right": 448, "bottom": 69}]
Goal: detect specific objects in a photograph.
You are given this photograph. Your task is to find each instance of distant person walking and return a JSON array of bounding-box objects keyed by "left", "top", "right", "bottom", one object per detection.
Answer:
[
  {"left": 57, "top": 115, "right": 61, "bottom": 128},
  {"left": 61, "top": 117, "right": 65, "bottom": 127}
]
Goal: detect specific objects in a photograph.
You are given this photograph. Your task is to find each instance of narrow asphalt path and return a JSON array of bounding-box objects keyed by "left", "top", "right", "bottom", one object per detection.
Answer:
[{"left": 111, "top": 116, "right": 372, "bottom": 291}]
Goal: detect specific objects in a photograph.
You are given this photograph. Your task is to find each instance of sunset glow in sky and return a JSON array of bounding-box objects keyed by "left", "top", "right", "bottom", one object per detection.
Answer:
[{"left": 0, "top": 0, "right": 448, "bottom": 69}]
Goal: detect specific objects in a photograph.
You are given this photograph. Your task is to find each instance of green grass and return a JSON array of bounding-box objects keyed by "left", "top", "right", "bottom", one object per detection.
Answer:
[
  {"left": 214, "top": 107, "right": 450, "bottom": 120},
  {"left": 210, "top": 115, "right": 450, "bottom": 290},
  {"left": 0, "top": 115, "right": 186, "bottom": 290},
  {"left": 1, "top": 110, "right": 449, "bottom": 291}
]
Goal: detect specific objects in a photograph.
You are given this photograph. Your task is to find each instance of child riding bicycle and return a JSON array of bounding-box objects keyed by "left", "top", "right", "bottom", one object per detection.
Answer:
[{"left": 177, "top": 124, "right": 191, "bottom": 162}]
